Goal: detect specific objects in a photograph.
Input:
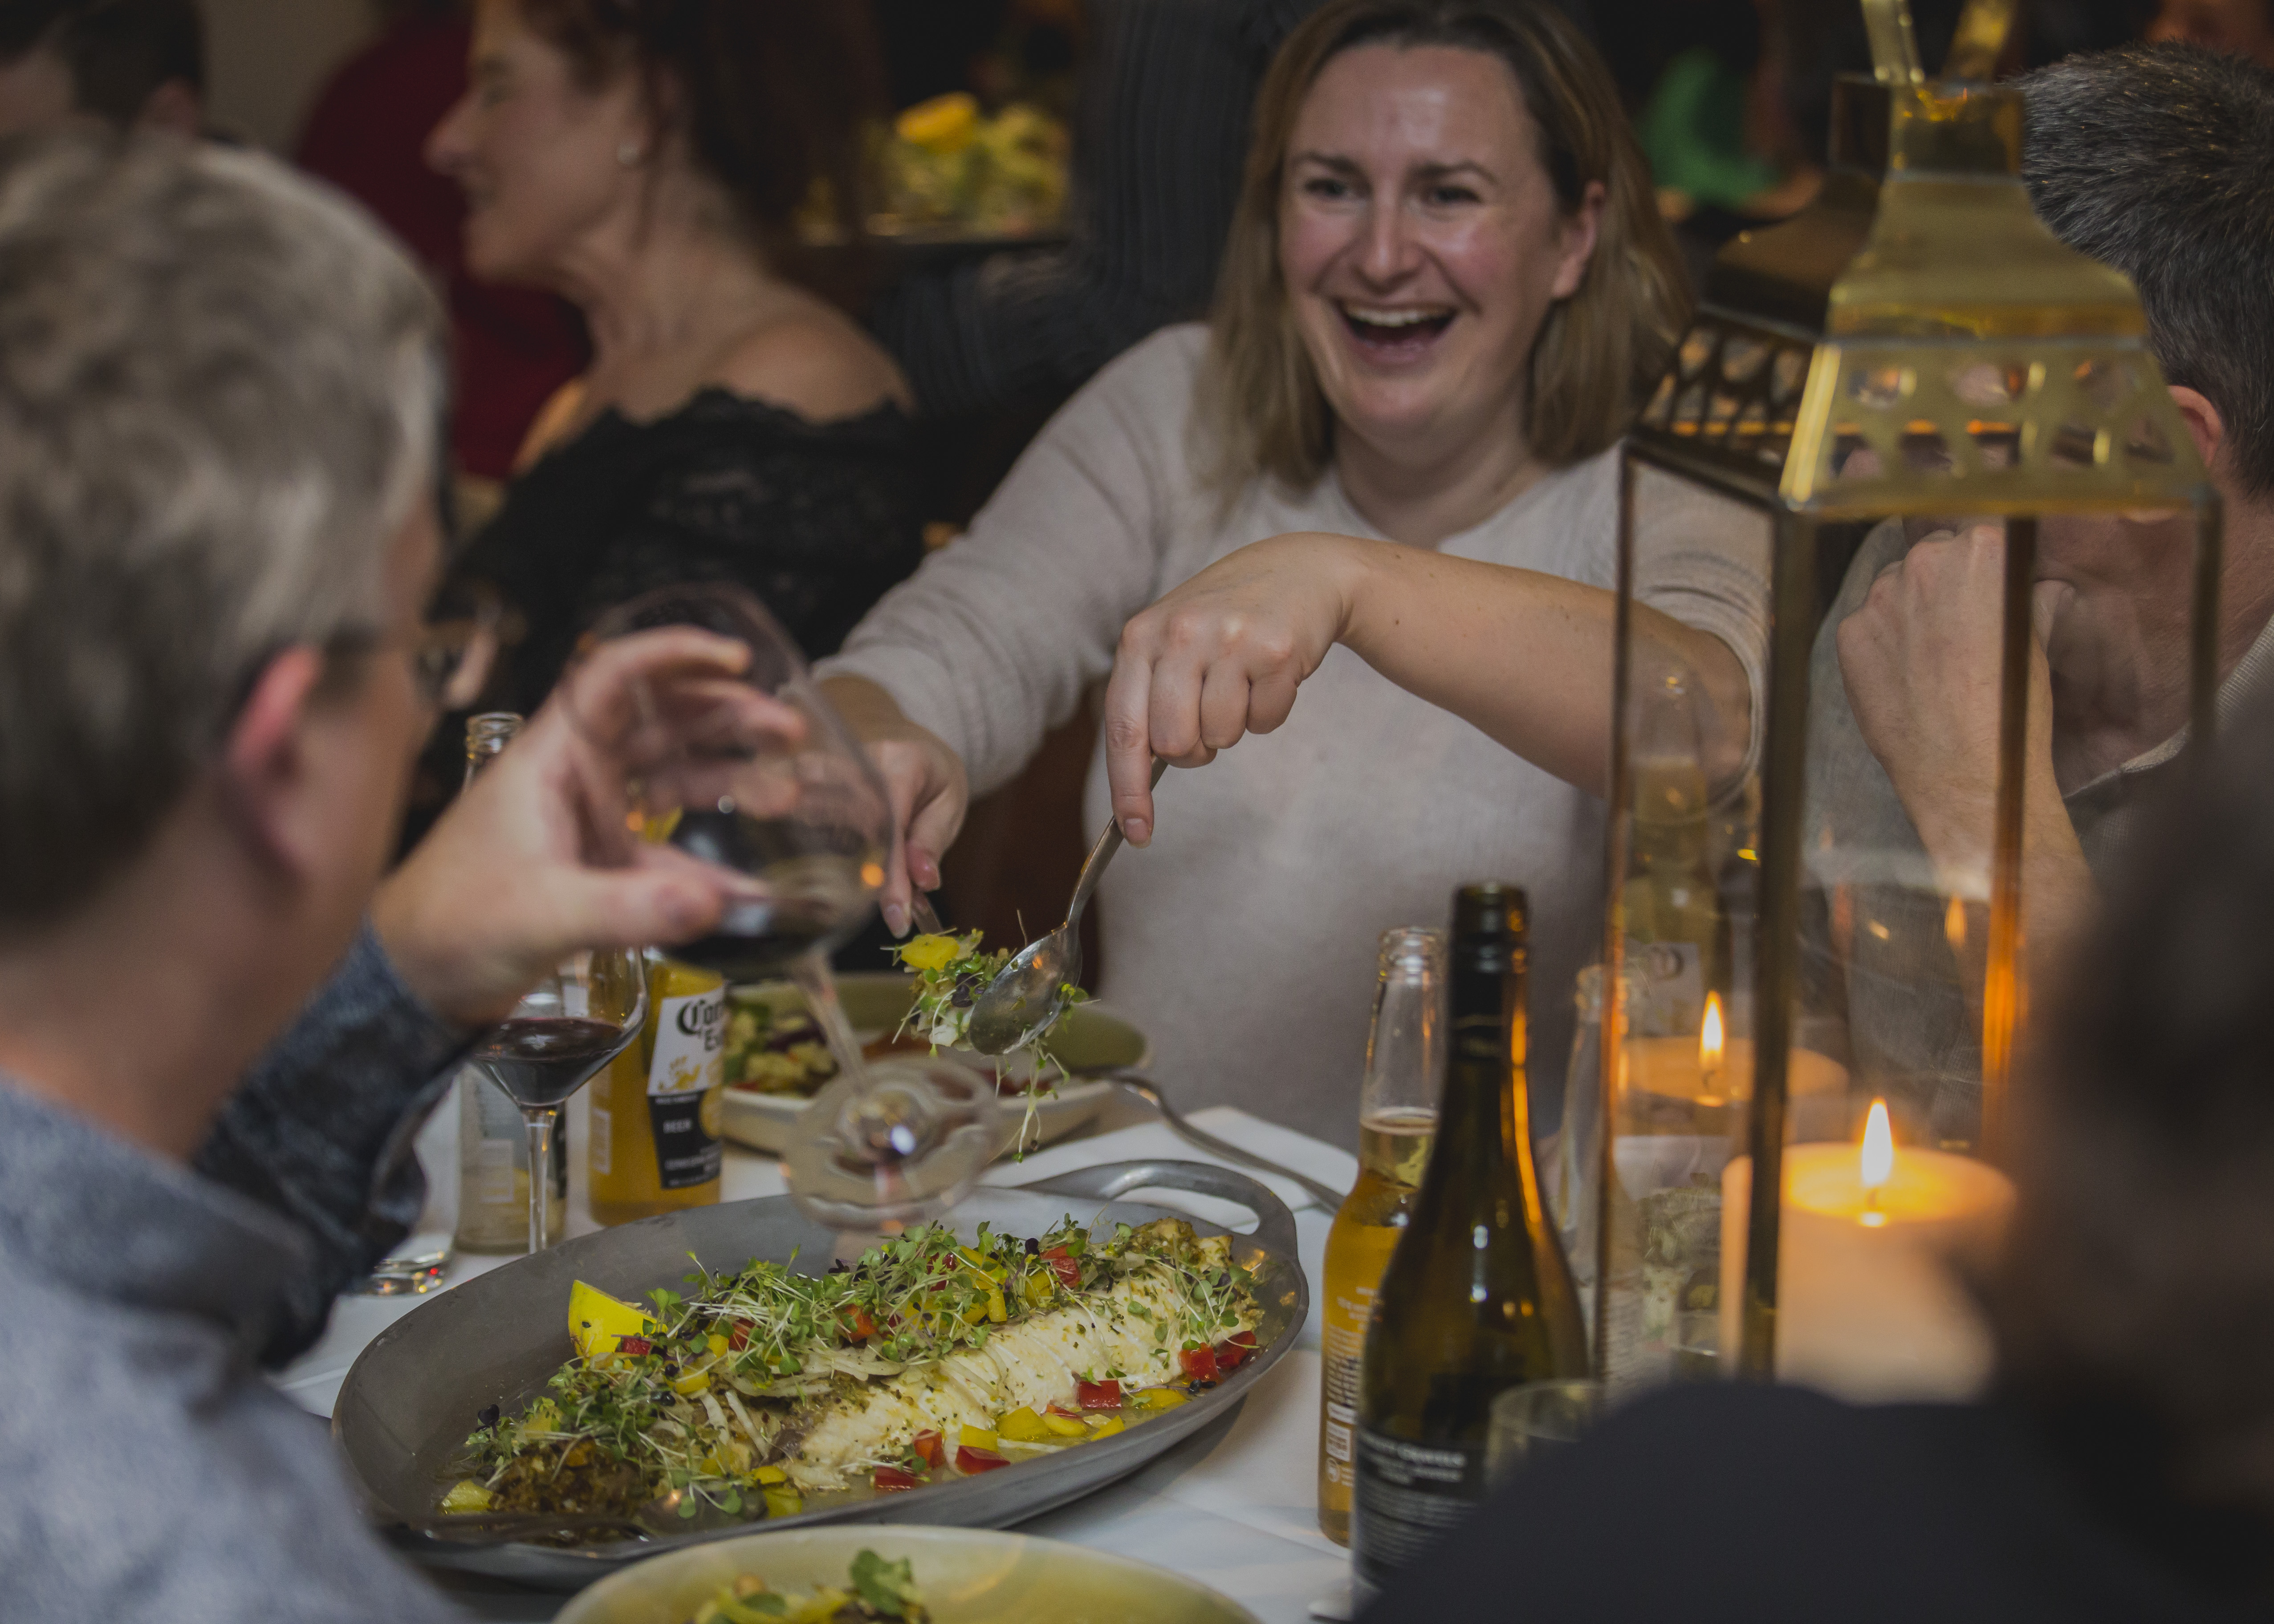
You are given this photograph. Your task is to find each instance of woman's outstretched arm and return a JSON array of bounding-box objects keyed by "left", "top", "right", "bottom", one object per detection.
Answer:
[{"left": 1102, "top": 532, "right": 1752, "bottom": 844}]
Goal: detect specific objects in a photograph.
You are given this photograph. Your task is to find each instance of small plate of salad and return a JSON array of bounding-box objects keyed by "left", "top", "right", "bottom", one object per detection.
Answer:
[
  {"left": 717, "top": 947, "right": 1148, "bottom": 1158},
  {"left": 554, "top": 1527, "right": 1257, "bottom": 1624}
]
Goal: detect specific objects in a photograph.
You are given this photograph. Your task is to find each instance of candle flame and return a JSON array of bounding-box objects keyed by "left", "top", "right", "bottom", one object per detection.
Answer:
[
  {"left": 1859, "top": 1099, "right": 1895, "bottom": 1221},
  {"left": 1700, "top": 993, "right": 1725, "bottom": 1071}
]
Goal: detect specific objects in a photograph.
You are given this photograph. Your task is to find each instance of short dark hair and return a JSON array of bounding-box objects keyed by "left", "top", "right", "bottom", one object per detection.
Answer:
[
  {"left": 0, "top": 0, "right": 203, "bottom": 123},
  {"left": 514, "top": 0, "right": 883, "bottom": 269},
  {"left": 2016, "top": 43, "right": 2274, "bottom": 497}
]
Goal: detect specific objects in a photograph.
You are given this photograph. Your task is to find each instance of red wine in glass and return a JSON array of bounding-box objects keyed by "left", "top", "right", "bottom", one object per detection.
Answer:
[
  {"left": 471, "top": 949, "right": 647, "bottom": 1254},
  {"left": 472, "top": 1016, "right": 634, "bottom": 1109}
]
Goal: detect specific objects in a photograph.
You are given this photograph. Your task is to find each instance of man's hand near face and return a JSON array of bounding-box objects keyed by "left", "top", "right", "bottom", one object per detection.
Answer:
[
  {"left": 1835, "top": 522, "right": 2095, "bottom": 958},
  {"left": 372, "top": 628, "right": 771, "bottom": 1029}
]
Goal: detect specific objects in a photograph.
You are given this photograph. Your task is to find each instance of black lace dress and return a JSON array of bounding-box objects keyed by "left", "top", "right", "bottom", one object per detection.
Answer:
[{"left": 406, "top": 387, "right": 922, "bottom": 843}]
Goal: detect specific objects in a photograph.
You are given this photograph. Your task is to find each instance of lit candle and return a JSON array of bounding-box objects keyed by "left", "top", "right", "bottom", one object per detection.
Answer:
[
  {"left": 1699, "top": 993, "right": 1725, "bottom": 1104},
  {"left": 1619, "top": 1032, "right": 1847, "bottom": 1125},
  {"left": 1718, "top": 1100, "right": 2015, "bottom": 1401}
]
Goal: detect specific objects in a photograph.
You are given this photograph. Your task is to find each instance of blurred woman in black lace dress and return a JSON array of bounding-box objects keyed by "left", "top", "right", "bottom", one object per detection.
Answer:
[{"left": 407, "top": 0, "right": 919, "bottom": 840}]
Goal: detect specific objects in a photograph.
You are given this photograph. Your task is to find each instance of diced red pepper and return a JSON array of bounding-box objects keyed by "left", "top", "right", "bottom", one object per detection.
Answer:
[
  {"left": 1075, "top": 1379, "right": 1122, "bottom": 1410},
  {"left": 1215, "top": 1331, "right": 1259, "bottom": 1372},
  {"left": 1039, "top": 1246, "right": 1081, "bottom": 1288},
  {"left": 1178, "top": 1345, "right": 1221, "bottom": 1384},
  {"left": 842, "top": 1307, "right": 876, "bottom": 1344},
  {"left": 955, "top": 1445, "right": 1009, "bottom": 1474},
  {"left": 872, "top": 1466, "right": 922, "bottom": 1493},
  {"left": 617, "top": 1336, "right": 652, "bottom": 1357},
  {"left": 726, "top": 1321, "right": 752, "bottom": 1352},
  {"left": 911, "top": 1430, "right": 944, "bottom": 1468}
]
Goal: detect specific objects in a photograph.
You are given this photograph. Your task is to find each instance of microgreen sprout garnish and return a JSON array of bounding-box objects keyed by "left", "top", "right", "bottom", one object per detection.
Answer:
[
  {"left": 456, "top": 1217, "right": 1261, "bottom": 1531},
  {"left": 889, "top": 930, "right": 1090, "bottom": 1154},
  {"left": 683, "top": 1550, "right": 929, "bottom": 1624}
]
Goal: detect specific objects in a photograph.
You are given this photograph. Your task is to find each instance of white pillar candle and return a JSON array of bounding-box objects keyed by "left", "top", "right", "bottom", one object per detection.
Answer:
[{"left": 1718, "top": 1103, "right": 2015, "bottom": 1401}]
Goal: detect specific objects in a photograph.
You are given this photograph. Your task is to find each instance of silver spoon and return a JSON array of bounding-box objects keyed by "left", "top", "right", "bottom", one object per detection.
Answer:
[
  {"left": 966, "top": 758, "right": 1167, "bottom": 1056},
  {"left": 1105, "top": 1070, "right": 1349, "bottom": 1210}
]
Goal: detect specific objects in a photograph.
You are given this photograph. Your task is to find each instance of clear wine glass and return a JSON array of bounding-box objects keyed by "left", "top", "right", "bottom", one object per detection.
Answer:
[
  {"left": 572, "top": 583, "right": 999, "bottom": 1229},
  {"left": 469, "top": 948, "right": 647, "bottom": 1253}
]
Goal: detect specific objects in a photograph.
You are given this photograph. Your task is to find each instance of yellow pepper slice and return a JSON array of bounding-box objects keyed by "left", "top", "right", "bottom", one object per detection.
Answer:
[
  {"left": 706, "top": 1333, "right": 730, "bottom": 1356},
  {"left": 896, "top": 932, "right": 961, "bottom": 972},
  {"left": 754, "top": 1465, "right": 789, "bottom": 1485},
  {"left": 958, "top": 1424, "right": 998, "bottom": 1453},
  {"left": 1086, "top": 1416, "right": 1127, "bottom": 1438},
  {"left": 985, "top": 1286, "right": 1008, "bottom": 1324},
  {"left": 996, "top": 1407, "right": 1053, "bottom": 1443},
  {"left": 761, "top": 1486, "right": 804, "bottom": 1520},
  {"left": 567, "top": 1279, "right": 651, "bottom": 1363},
  {"left": 439, "top": 1479, "right": 495, "bottom": 1514},
  {"left": 1042, "top": 1409, "right": 1089, "bottom": 1438},
  {"left": 894, "top": 93, "right": 979, "bottom": 156},
  {"left": 671, "top": 1368, "right": 711, "bottom": 1397},
  {"left": 1126, "top": 1387, "right": 1190, "bottom": 1413}
]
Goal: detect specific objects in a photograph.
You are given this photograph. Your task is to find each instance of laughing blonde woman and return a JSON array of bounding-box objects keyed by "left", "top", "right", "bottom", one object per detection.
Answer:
[{"left": 821, "top": 0, "right": 1756, "bottom": 1141}]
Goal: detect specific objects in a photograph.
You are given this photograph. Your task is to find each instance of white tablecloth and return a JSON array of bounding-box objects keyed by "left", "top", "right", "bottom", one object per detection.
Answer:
[{"left": 277, "top": 1092, "right": 1359, "bottom": 1623}]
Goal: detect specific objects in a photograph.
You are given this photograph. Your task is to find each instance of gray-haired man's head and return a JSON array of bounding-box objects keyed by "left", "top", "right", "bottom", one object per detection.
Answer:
[
  {"left": 2018, "top": 41, "right": 2274, "bottom": 498},
  {"left": 0, "top": 130, "right": 446, "bottom": 929}
]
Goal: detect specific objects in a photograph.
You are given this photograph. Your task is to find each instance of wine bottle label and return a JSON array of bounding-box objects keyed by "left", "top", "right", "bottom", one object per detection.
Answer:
[
  {"left": 1351, "top": 1426, "right": 1488, "bottom": 1582},
  {"left": 645, "top": 984, "right": 727, "bottom": 1190}
]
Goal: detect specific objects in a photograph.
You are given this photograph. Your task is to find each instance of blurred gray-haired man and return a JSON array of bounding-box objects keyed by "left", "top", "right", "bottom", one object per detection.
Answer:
[{"left": 0, "top": 130, "right": 735, "bottom": 1620}]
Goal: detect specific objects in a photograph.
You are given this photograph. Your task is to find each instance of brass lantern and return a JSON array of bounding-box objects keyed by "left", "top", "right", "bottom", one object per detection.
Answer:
[{"left": 1595, "top": 0, "right": 2221, "bottom": 1400}]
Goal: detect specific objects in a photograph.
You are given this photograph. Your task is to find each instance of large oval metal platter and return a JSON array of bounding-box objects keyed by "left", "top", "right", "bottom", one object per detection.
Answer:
[{"left": 334, "top": 1161, "right": 1307, "bottom": 1592}]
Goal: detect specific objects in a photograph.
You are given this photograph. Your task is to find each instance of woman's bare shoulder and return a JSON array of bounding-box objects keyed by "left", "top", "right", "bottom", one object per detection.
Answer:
[
  {"left": 513, "top": 377, "right": 591, "bottom": 471},
  {"left": 708, "top": 303, "right": 913, "bottom": 423}
]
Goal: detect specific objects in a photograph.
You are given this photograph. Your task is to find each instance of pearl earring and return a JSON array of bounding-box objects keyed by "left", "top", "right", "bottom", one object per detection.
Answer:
[{"left": 616, "top": 140, "right": 643, "bottom": 167}]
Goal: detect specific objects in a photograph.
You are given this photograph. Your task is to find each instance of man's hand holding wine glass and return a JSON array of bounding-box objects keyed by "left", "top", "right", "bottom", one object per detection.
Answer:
[{"left": 373, "top": 627, "right": 802, "bottom": 1030}]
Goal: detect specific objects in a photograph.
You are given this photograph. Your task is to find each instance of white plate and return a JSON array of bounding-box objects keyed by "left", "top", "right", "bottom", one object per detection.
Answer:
[
  {"left": 719, "top": 973, "right": 1147, "bottom": 1157},
  {"left": 554, "top": 1524, "right": 1259, "bottom": 1624}
]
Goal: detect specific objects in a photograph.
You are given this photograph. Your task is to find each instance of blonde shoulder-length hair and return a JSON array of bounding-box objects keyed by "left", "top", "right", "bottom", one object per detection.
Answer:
[{"left": 1198, "top": 0, "right": 1689, "bottom": 499}]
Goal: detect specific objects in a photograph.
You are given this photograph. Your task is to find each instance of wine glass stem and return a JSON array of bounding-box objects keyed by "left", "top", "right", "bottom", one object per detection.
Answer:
[
  {"left": 522, "top": 1107, "right": 561, "bottom": 1254},
  {"left": 792, "top": 951, "right": 872, "bottom": 1088}
]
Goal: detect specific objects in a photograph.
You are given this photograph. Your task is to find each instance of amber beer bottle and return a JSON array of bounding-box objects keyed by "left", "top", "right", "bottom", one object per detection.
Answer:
[
  {"left": 1318, "top": 926, "right": 1444, "bottom": 1547},
  {"left": 1351, "top": 884, "right": 1587, "bottom": 1586},
  {"left": 587, "top": 954, "right": 728, "bottom": 1225}
]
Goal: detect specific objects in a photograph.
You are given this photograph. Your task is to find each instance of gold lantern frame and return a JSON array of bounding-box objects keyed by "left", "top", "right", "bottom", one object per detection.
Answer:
[{"left": 1598, "top": 3, "right": 2222, "bottom": 1384}]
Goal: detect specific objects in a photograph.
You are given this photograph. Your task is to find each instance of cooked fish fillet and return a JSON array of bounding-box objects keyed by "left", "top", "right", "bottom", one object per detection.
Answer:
[{"left": 782, "top": 1265, "right": 1231, "bottom": 1490}]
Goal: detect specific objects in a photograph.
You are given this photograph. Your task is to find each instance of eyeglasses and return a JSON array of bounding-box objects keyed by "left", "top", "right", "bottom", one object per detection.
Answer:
[
  {"left": 224, "top": 584, "right": 504, "bottom": 735},
  {"left": 403, "top": 587, "right": 503, "bottom": 713},
  {"left": 324, "top": 584, "right": 502, "bottom": 715}
]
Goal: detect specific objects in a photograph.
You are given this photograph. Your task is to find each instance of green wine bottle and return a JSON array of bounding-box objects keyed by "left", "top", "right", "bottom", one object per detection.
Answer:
[{"left": 1351, "top": 883, "right": 1588, "bottom": 1586}]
